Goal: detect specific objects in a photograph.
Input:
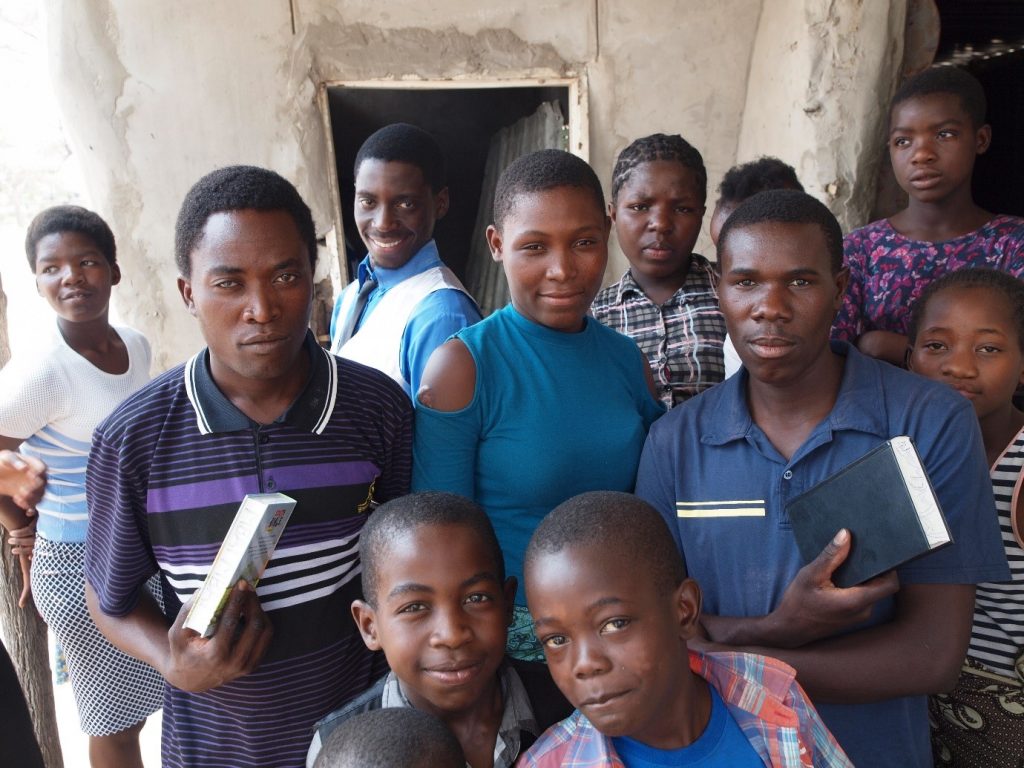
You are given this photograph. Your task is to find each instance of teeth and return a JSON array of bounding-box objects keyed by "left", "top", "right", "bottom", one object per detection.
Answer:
[{"left": 370, "top": 237, "right": 403, "bottom": 248}]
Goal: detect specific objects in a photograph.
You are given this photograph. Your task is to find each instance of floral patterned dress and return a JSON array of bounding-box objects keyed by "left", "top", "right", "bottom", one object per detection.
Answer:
[{"left": 832, "top": 215, "right": 1024, "bottom": 342}]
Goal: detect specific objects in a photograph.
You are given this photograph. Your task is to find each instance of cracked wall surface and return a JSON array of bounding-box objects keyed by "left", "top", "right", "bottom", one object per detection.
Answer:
[{"left": 43, "top": 0, "right": 901, "bottom": 369}]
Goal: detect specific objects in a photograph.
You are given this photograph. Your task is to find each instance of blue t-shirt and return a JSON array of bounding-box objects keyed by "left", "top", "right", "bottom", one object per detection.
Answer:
[
  {"left": 635, "top": 342, "right": 1008, "bottom": 768},
  {"left": 413, "top": 304, "right": 665, "bottom": 600},
  {"left": 612, "top": 686, "right": 763, "bottom": 767},
  {"left": 329, "top": 241, "right": 481, "bottom": 396}
]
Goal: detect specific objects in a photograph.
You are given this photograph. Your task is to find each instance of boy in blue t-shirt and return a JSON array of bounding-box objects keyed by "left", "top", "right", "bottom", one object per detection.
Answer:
[{"left": 519, "top": 491, "right": 851, "bottom": 767}]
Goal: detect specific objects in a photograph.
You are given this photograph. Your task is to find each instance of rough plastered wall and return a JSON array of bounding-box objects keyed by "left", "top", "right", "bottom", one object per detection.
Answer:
[
  {"left": 42, "top": 0, "right": 906, "bottom": 368},
  {"left": 737, "top": 0, "right": 908, "bottom": 231},
  {"left": 42, "top": 0, "right": 765, "bottom": 369}
]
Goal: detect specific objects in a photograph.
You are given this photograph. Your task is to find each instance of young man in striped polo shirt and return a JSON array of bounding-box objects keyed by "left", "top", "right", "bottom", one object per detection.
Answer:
[{"left": 84, "top": 166, "right": 413, "bottom": 768}]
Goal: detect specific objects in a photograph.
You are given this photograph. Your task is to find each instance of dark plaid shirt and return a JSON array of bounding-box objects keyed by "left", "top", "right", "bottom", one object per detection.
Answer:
[{"left": 591, "top": 255, "right": 726, "bottom": 408}]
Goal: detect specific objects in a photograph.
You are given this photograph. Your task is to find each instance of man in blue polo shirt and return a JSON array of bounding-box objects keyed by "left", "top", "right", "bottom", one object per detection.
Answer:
[
  {"left": 636, "top": 189, "right": 1008, "bottom": 767},
  {"left": 330, "top": 123, "right": 481, "bottom": 398},
  {"left": 84, "top": 166, "right": 413, "bottom": 768}
]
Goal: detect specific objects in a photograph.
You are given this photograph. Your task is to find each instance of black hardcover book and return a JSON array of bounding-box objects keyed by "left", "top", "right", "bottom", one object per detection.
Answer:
[{"left": 786, "top": 436, "right": 952, "bottom": 588}]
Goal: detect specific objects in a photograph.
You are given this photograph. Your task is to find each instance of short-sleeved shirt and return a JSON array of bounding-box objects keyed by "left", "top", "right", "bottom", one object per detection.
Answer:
[
  {"left": 832, "top": 215, "right": 1024, "bottom": 341},
  {"left": 0, "top": 324, "right": 151, "bottom": 541},
  {"left": 84, "top": 332, "right": 413, "bottom": 768},
  {"left": 591, "top": 256, "right": 726, "bottom": 408},
  {"left": 329, "top": 241, "right": 481, "bottom": 396},
  {"left": 635, "top": 342, "right": 1008, "bottom": 768}
]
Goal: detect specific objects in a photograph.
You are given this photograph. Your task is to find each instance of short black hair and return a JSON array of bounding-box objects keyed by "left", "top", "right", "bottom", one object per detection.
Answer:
[
  {"left": 525, "top": 491, "right": 685, "bottom": 597},
  {"left": 717, "top": 189, "right": 844, "bottom": 274},
  {"left": 891, "top": 66, "right": 987, "bottom": 128},
  {"left": 908, "top": 268, "right": 1024, "bottom": 352},
  {"left": 492, "top": 149, "right": 605, "bottom": 229},
  {"left": 354, "top": 123, "right": 447, "bottom": 192},
  {"left": 174, "top": 165, "right": 317, "bottom": 278},
  {"left": 360, "top": 492, "right": 506, "bottom": 607},
  {"left": 717, "top": 157, "right": 804, "bottom": 205},
  {"left": 314, "top": 708, "right": 464, "bottom": 768},
  {"left": 610, "top": 133, "right": 707, "bottom": 203},
  {"left": 25, "top": 205, "right": 117, "bottom": 271}
]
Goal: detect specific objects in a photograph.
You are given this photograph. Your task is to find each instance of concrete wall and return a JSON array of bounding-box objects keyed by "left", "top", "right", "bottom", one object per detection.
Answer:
[{"left": 43, "top": 0, "right": 903, "bottom": 370}]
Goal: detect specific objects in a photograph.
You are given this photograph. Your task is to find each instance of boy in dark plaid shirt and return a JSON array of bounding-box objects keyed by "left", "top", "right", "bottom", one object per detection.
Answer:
[{"left": 591, "top": 134, "right": 726, "bottom": 408}]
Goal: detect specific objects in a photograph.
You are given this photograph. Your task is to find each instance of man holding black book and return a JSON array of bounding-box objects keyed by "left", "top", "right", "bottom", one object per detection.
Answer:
[
  {"left": 83, "top": 166, "right": 412, "bottom": 768},
  {"left": 635, "top": 190, "right": 1008, "bottom": 767}
]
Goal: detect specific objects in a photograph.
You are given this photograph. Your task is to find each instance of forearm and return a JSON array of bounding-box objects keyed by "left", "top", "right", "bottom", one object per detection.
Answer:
[
  {"left": 701, "top": 584, "right": 974, "bottom": 703},
  {"left": 85, "top": 580, "right": 172, "bottom": 674},
  {"left": 0, "top": 497, "right": 32, "bottom": 532}
]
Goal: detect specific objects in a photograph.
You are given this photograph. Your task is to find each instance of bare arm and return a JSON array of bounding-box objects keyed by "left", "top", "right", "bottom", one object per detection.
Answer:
[
  {"left": 86, "top": 579, "right": 274, "bottom": 693},
  {"left": 855, "top": 330, "right": 909, "bottom": 366},
  {"left": 697, "top": 532, "right": 973, "bottom": 703}
]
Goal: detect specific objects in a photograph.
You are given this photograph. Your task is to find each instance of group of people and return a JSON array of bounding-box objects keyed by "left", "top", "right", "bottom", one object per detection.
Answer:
[{"left": 0, "top": 62, "right": 1022, "bottom": 768}]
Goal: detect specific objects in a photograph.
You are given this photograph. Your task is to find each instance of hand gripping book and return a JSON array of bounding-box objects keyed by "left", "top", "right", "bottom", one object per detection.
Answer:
[
  {"left": 785, "top": 436, "right": 952, "bottom": 588},
  {"left": 184, "top": 493, "right": 297, "bottom": 637}
]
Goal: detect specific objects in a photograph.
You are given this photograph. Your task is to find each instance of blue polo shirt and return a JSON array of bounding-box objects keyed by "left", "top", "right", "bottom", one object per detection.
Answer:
[
  {"left": 636, "top": 342, "right": 1008, "bottom": 768},
  {"left": 329, "top": 241, "right": 481, "bottom": 396}
]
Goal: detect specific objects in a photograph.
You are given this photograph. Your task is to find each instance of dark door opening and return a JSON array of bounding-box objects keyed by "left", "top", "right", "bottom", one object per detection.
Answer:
[
  {"left": 324, "top": 85, "right": 571, "bottom": 291},
  {"left": 934, "top": 0, "right": 1024, "bottom": 217}
]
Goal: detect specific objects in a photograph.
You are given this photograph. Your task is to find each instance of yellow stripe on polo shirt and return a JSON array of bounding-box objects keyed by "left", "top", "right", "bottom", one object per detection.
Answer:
[{"left": 675, "top": 500, "right": 766, "bottom": 518}]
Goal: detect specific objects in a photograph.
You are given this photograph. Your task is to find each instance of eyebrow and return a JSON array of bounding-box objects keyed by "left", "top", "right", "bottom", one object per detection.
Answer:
[
  {"left": 205, "top": 259, "right": 301, "bottom": 276},
  {"left": 890, "top": 118, "right": 965, "bottom": 135},
  {"left": 386, "top": 571, "right": 501, "bottom": 601},
  {"left": 532, "top": 595, "right": 625, "bottom": 629}
]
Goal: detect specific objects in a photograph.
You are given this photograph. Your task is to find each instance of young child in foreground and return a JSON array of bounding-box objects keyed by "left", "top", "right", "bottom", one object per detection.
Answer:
[
  {"left": 313, "top": 708, "right": 464, "bottom": 768},
  {"left": 591, "top": 134, "right": 726, "bottom": 408},
  {"left": 833, "top": 66, "right": 1024, "bottom": 366},
  {"left": 307, "top": 491, "right": 570, "bottom": 768},
  {"left": 519, "top": 490, "right": 852, "bottom": 767},
  {"left": 907, "top": 269, "right": 1024, "bottom": 765}
]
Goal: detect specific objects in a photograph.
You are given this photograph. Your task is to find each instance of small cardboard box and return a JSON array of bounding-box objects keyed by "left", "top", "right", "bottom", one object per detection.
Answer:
[{"left": 184, "top": 492, "right": 296, "bottom": 637}]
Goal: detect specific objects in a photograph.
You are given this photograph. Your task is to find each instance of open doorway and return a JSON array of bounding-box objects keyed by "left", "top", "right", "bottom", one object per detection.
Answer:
[
  {"left": 934, "top": 0, "right": 1024, "bottom": 217},
  {"left": 319, "top": 81, "right": 585, "bottom": 314}
]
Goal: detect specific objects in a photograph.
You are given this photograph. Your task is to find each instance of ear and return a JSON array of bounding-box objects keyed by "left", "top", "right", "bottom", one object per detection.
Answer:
[
  {"left": 607, "top": 199, "right": 617, "bottom": 223},
  {"left": 178, "top": 277, "right": 197, "bottom": 316},
  {"left": 674, "top": 578, "right": 703, "bottom": 640},
  {"left": 976, "top": 124, "right": 992, "bottom": 155},
  {"left": 435, "top": 187, "right": 450, "bottom": 221},
  {"left": 351, "top": 599, "right": 383, "bottom": 651},
  {"left": 486, "top": 224, "right": 504, "bottom": 264},
  {"left": 832, "top": 266, "right": 850, "bottom": 312},
  {"left": 110, "top": 263, "right": 122, "bottom": 287},
  {"left": 502, "top": 576, "right": 518, "bottom": 626}
]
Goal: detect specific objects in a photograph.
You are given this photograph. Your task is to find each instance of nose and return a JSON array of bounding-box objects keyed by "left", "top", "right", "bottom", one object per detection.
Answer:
[
  {"left": 910, "top": 138, "right": 937, "bottom": 165},
  {"left": 244, "top": 283, "right": 281, "bottom": 324},
  {"left": 648, "top": 204, "right": 672, "bottom": 234},
  {"left": 61, "top": 263, "right": 85, "bottom": 285},
  {"left": 546, "top": 247, "right": 578, "bottom": 283},
  {"left": 940, "top": 346, "right": 978, "bottom": 380},
  {"left": 429, "top": 605, "right": 473, "bottom": 649},
  {"left": 372, "top": 205, "right": 396, "bottom": 232},
  {"left": 750, "top": 283, "right": 791, "bottom": 323},
  {"left": 571, "top": 636, "right": 610, "bottom": 679}
]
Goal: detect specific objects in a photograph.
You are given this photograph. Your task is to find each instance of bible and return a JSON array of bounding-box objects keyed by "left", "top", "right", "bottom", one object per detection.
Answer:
[
  {"left": 184, "top": 492, "right": 297, "bottom": 637},
  {"left": 786, "top": 436, "right": 952, "bottom": 588}
]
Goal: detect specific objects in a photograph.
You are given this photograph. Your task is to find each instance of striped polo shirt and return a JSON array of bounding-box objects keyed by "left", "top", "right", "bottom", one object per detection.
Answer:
[{"left": 84, "top": 333, "right": 412, "bottom": 768}]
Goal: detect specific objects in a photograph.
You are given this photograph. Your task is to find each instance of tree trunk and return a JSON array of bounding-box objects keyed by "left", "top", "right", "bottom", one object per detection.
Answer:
[{"left": 0, "top": 276, "right": 64, "bottom": 768}]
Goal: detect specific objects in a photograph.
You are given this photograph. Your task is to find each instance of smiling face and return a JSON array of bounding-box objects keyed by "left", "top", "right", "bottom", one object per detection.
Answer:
[
  {"left": 486, "top": 186, "right": 609, "bottom": 332},
  {"left": 354, "top": 159, "right": 449, "bottom": 271},
  {"left": 718, "top": 221, "right": 847, "bottom": 388},
  {"left": 611, "top": 161, "right": 705, "bottom": 285},
  {"left": 178, "top": 209, "right": 313, "bottom": 393},
  {"left": 910, "top": 286, "right": 1024, "bottom": 424},
  {"left": 527, "top": 543, "right": 701, "bottom": 748},
  {"left": 351, "top": 523, "right": 515, "bottom": 718},
  {"left": 888, "top": 93, "right": 991, "bottom": 205},
  {"left": 34, "top": 231, "right": 120, "bottom": 326}
]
